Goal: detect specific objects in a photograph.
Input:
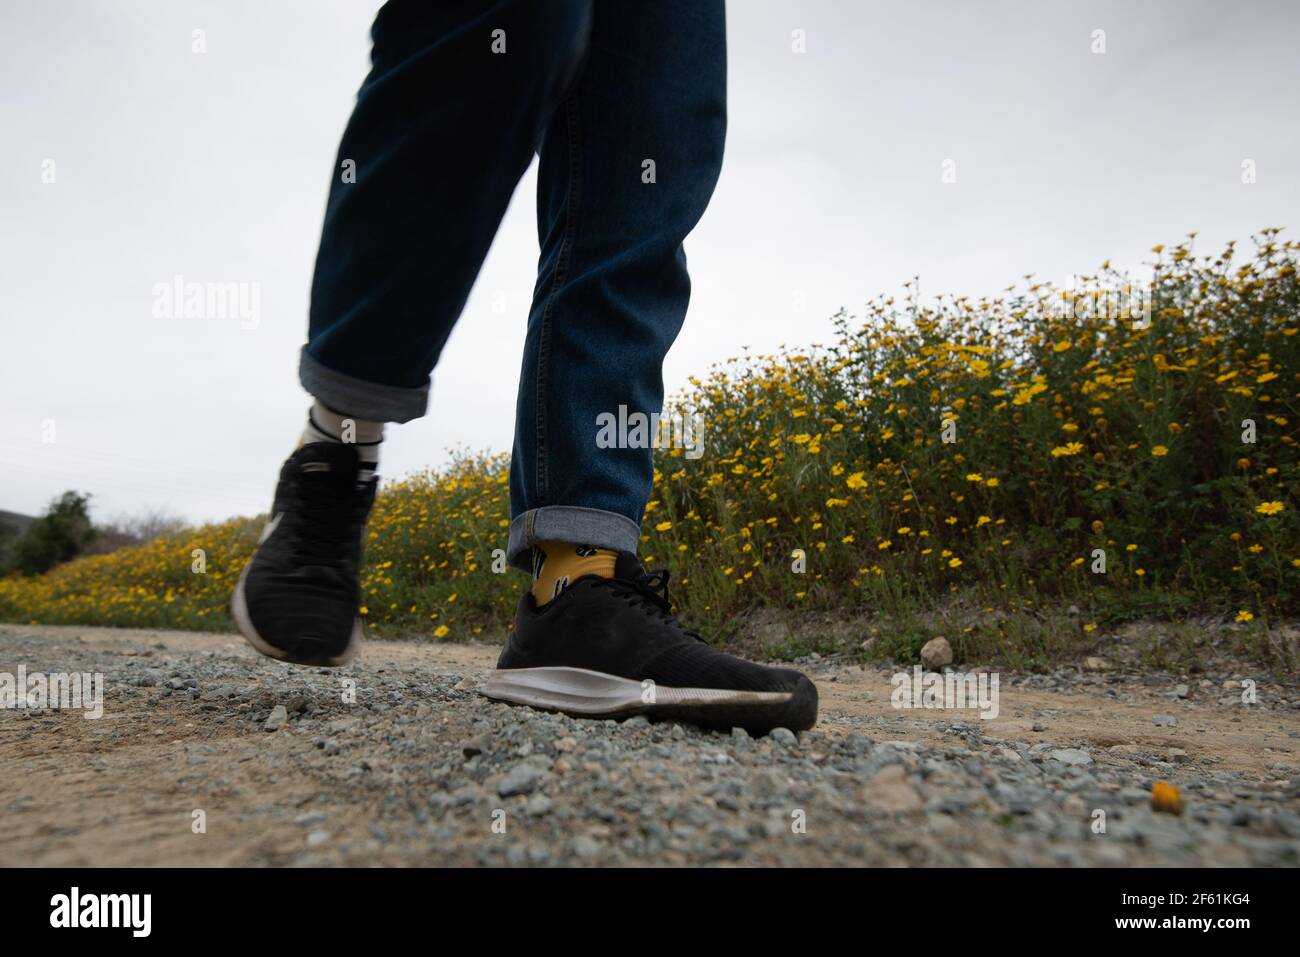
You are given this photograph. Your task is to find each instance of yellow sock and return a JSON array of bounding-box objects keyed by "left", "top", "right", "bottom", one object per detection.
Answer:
[{"left": 531, "top": 541, "right": 617, "bottom": 606}]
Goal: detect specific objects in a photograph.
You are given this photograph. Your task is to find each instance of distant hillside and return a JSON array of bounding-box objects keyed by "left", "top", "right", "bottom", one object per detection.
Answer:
[
  {"left": 0, "top": 510, "right": 36, "bottom": 535},
  {"left": 0, "top": 511, "right": 36, "bottom": 567}
]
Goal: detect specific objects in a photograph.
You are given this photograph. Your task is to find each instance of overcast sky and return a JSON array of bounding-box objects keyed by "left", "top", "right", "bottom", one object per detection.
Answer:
[{"left": 4, "top": 0, "right": 1299, "bottom": 526}]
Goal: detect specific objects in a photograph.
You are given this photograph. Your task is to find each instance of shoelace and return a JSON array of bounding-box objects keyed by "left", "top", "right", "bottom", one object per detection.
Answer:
[{"left": 597, "top": 568, "right": 707, "bottom": 643}]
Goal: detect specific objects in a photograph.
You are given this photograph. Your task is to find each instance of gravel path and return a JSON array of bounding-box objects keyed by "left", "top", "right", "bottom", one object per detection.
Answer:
[{"left": 2, "top": 623, "right": 1298, "bottom": 866}]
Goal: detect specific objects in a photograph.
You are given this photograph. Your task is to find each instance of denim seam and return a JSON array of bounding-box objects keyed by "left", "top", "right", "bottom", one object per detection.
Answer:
[{"left": 533, "top": 94, "right": 583, "bottom": 511}]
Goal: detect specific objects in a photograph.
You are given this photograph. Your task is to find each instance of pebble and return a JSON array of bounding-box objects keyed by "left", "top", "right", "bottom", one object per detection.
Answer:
[
  {"left": 264, "top": 705, "right": 289, "bottom": 732},
  {"left": 920, "top": 637, "right": 953, "bottom": 669},
  {"left": 769, "top": 727, "right": 798, "bottom": 747},
  {"left": 525, "top": 794, "right": 553, "bottom": 816},
  {"left": 498, "top": 762, "right": 547, "bottom": 797},
  {"left": 570, "top": 835, "right": 602, "bottom": 860},
  {"left": 862, "top": 764, "right": 923, "bottom": 813},
  {"left": 1048, "top": 748, "right": 1093, "bottom": 766}
]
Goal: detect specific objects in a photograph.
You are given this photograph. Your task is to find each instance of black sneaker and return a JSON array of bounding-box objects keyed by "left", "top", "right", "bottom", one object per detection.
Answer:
[
  {"left": 484, "top": 554, "right": 818, "bottom": 734},
  {"left": 231, "top": 442, "right": 377, "bottom": 667}
]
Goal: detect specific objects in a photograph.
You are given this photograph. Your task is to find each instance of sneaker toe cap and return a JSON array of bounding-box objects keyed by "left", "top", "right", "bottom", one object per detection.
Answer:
[{"left": 245, "top": 589, "right": 358, "bottom": 664}]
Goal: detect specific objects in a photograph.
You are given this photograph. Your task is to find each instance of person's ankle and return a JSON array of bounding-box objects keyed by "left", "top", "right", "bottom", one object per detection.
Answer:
[
  {"left": 300, "top": 399, "right": 384, "bottom": 480},
  {"left": 530, "top": 541, "right": 617, "bottom": 606}
]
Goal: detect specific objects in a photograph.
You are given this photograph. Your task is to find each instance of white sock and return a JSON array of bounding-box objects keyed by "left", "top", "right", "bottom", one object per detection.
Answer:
[{"left": 301, "top": 399, "right": 384, "bottom": 481}]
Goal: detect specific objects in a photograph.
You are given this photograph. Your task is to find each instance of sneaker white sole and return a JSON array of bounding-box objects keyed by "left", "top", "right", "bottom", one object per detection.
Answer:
[
  {"left": 482, "top": 665, "right": 793, "bottom": 717},
  {"left": 231, "top": 564, "right": 362, "bottom": 668}
]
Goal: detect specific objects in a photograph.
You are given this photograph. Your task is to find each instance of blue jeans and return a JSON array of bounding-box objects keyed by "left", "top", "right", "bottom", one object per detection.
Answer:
[{"left": 300, "top": 0, "right": 726, "bottom": 570}]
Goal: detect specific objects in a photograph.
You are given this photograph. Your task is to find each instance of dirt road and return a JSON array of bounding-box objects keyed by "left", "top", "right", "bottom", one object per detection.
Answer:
[{"left": 2, "top": 623, "right": 1298, "bottom": 866}]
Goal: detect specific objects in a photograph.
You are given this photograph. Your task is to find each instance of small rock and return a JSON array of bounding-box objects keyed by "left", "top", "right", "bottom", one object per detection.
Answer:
[
  {"left": 861, "top": 764, "right": 923, "bottom": 813},
  {"left": 920, "top": 637, "right": 953, "bottom": 669},
  {"left": 1048, "top": 748, "right": 1093, "bottom": 766},
  {"left": 450, "top": 784, "right": 480, "bottom": 806},
  {"left": 305, "top": 830, "right": 331, "bottom": 847},
  {"left": 1083, "top": 656, "right": 1112, "bottom": 672},
  {"left": 264, "top": 705, "right": 289, "bottom": 732},
  {"left": 525, "top": 794, "right": 553, "bottom": 816},
  {"left": 1173, "top": 684, "right": 1190, "bottom": 699},
  {"left": 498, "top": 762, "right": 546, "bottom": 797},
  {"left": 845, "top": 732, "right": 873, "bottom": 754},
  {"left": 769, "top": 727, "right": 798, "bottom": 747},
  {"left": 1152, "top": 714, "right": 1178, "bottom": 727}
]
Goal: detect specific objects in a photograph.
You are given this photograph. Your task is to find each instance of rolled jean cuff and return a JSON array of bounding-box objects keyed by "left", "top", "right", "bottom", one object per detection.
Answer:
[
  {"left": 298, "top": 347, "right": 429, "bottom": 424},
  {"left": 507, "top": 506, "right": 642, "bottom": 571}
]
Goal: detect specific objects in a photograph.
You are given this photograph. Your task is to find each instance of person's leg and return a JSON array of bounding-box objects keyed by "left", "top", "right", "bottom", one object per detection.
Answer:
[
  {"left": 234, "top": 0, "right": 593, "bottom": 667},
  {"left": 505, "top": 0, "right": 728, "bottom": 573},
  {"left": 303, "top": 0, "right": 592, "bottom": 422},
  {"left": 486, "top": 1, "right": 819, "bottom": 733}
]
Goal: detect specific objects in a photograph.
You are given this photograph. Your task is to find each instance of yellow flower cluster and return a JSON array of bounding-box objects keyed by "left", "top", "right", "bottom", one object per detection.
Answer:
[{"left": 2, "top": 232, "right": 1295, "bottom": 638}]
